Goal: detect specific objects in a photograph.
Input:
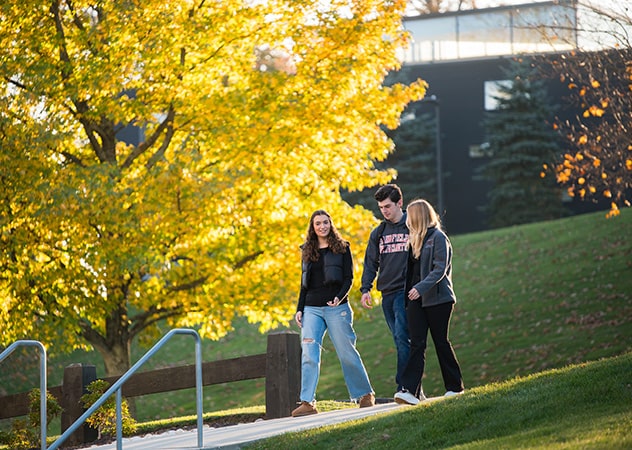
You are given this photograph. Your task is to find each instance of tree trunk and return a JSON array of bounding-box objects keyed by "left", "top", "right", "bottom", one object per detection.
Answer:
[
  {"left": 81, "top": 306, "right": 132, "bottom": 378},
  {"left": 100, "top": 340, "right": 132, "bottom": 378},
  {"left": 83, "top": 312, "right": 137, "bottom": 417}
]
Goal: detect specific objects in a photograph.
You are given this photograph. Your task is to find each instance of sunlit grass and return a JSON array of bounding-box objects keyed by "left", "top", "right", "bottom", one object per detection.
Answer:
[{"left": 245, "top": 352, "right": 632, "bottom": 449}]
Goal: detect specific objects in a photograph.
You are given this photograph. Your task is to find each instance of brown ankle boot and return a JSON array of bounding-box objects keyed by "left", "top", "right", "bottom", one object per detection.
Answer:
[
  {"left": 359, "top": 393, "right": 375, "bottom": 408},
  {"left": 291, "top": 401, "right": 318, "bottom": 417}
]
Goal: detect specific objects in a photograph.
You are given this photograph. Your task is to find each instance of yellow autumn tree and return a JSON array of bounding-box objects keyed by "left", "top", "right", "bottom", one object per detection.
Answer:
[{"left": 0, "top": 0, "right": 426, "bottom": 375}]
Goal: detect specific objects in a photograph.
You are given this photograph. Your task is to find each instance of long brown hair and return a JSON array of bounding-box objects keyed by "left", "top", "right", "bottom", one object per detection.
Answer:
[
  {"left": 301, "top": 210, "right": 349, "bottom": 262},
  {"left": 406, "top": 199, "right": 441, "bottom": 258}
]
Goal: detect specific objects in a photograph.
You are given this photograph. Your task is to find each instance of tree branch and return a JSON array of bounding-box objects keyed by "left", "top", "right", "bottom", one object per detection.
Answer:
[
  {"left": 128, "top": 305, "right": 186, "bottom": 338},
  {"left": 234, "top": 251, "right": 264, "bottom": 269},
  {"left": 121, "top": 106, "right": 176, "bottom": 169}
]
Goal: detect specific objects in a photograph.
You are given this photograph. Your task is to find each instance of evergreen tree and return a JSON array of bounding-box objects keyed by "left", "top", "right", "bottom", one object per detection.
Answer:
[{"left": 481, "top": 58, "right": 566, "bottom": 228}]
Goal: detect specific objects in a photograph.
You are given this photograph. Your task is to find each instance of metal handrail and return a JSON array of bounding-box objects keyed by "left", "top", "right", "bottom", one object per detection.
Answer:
[
  {"left": 48, "top": 328, "right": 204, "bottom": 450},
  {"left": 0, "top": 340, "right": 48, "bottom": 450}
]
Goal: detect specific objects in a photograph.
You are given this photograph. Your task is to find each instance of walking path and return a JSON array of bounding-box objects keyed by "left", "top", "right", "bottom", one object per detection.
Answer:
[{"left": 80, "top": 401, "right": 415, "bottom": 450}]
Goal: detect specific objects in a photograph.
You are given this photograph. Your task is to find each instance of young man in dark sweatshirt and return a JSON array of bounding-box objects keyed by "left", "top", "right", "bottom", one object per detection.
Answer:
[{"left": 360, "top": 184, "right": 410, "bottom": 392}]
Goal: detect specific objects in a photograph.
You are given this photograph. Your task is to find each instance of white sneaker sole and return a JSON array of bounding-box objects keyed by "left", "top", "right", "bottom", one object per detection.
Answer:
[{"left": 394, "top": 394, "right": 420, "bottom": 405}]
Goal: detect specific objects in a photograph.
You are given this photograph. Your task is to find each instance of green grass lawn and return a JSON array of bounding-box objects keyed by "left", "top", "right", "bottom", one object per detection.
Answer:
[
  {"left": 244, "top": 352, "right": 632, "bottom": 449},
  {"left": 1, "top": 208, "right": 631, "bottom": 436}
]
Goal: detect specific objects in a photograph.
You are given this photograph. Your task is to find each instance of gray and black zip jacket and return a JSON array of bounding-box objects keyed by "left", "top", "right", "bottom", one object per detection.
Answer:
[
  {"left": 360, "top": 214, "right": 409, "bottom": 295},
  {"left": 408, "top": 227, "right": 457, "bottom": 307}
]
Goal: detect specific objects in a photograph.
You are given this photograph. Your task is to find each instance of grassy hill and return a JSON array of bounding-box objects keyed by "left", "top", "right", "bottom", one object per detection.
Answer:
[
  {"left": 1, "top": 208, "right": 631, "bottom": 427},
  {"left": 245, "top": 351, "right": 632, "bottom": 449}
]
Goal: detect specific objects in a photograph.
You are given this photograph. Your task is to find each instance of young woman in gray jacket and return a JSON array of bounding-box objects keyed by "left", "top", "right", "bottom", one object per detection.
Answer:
[{"left": 394, "top": 199, "right": 465, "bottom": 405}]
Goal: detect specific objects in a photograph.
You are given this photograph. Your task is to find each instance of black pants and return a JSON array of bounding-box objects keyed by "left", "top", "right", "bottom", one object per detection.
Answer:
[{"left": 400, "top": 301, "right": 464, "bottom": 396}]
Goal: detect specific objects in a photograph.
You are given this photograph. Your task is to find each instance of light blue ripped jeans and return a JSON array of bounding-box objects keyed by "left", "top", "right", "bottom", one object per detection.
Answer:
[{"left": 299, "top": 303, "right": 374, "bottom": 403}]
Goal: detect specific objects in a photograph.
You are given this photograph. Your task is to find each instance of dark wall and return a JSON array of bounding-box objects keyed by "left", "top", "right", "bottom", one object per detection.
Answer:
[{"left": 404, "top": 56, "right": 598, "bottom": 235}]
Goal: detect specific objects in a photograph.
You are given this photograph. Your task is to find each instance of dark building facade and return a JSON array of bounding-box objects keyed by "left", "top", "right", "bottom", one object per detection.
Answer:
[
  {"left": 403, "top": 57, "right": 576, "bottom": 234},
  {"left": 397, "top": 1, "right": 608, "bottom": 234}
]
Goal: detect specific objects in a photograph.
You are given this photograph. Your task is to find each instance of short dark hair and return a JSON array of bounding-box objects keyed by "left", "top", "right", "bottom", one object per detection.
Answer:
[{"left": 374, "top": 184, "right": 402, "bottom": 203}]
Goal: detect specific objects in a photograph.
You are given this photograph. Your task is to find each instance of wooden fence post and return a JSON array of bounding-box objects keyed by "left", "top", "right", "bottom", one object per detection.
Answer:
[
  {"left": 60, "top": 363, "right": 98, "bottom": 446},
  {"left": 265, "top": 331, "right": 300, "bottom": 419}
]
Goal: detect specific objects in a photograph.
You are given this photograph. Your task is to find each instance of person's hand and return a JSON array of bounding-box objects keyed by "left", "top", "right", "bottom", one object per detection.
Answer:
[
  {"left": 295, "top": 311, "right": 303, "bottom": 328},
  {"left": 327, "top": 297, "right": 342, "bottom": 307},
  {"left": 408, "top": 288, "right": 420, "bottom": 300},
  {"left": 360, "top": 292, "right": 373, "bottom": 309}
]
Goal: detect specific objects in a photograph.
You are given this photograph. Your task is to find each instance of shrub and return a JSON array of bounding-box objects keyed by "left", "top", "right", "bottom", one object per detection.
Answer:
[
  {"left": 0, "top": 389, "right": 62, "bottom": 450},
  {"left": 80, "top": 379, "right": 137, "bottom": 439}
]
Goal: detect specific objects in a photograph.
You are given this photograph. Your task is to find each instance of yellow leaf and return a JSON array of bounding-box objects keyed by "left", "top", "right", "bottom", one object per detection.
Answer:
[
  {"left": 605, "top": 203, "right": 620, "bottom": 218},
  {"left": 591, "top": 80, "right": 600, "bottom": 88},
  {"left": 557, "top": 171, "right": 570, "bottom": 183},
  {"left": 604, "top": 189, "right": 612, "bottom": 198},
  {"left": 588, "top": 105, "right": 605, "bottom": 117},
  {"left": 578, "top": 135, "right": 588, "bottom": 145},
  {"left": 578, "top": 177, "right": 585, "bottom": 185},
  {"left": 593, "top": 159, "right": 601, "bottom": 168}
]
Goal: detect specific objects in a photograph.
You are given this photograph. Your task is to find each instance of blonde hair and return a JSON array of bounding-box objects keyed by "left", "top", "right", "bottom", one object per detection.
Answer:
[{"left": 406, "top": 199, "right": 441, "bottom": 258}]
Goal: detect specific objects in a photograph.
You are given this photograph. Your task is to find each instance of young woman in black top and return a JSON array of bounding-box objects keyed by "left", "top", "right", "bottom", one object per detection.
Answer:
[{"left": 292, "top": 210, "right": 375, "bottom": 417}]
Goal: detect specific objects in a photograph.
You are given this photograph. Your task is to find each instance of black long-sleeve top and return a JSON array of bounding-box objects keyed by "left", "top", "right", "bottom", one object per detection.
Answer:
[{"left": 296, "top": 247, "right": 353, "bottom": 313}]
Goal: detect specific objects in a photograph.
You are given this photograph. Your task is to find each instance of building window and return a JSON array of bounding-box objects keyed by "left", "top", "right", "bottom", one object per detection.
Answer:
[{"left": 484, "top": 80, "right": 512, "bottom": 111}]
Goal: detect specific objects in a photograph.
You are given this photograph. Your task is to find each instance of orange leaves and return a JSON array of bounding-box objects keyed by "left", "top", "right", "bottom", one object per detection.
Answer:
[
  {"left": 583, "top": 105, "right": 605, "bottom": 117},
  {"left": 553, "top": 50, "right": 631, "bottom": 219},
  {"left": 605, "top": 203, "right": 620, "bottom": 218},
  {"left": 557, "top": 169, "right": 571, "bottom": 183}
]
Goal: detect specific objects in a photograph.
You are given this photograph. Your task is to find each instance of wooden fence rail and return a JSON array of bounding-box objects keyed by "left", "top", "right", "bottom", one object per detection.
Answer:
[{"left": 0, "top": 330, "right": 300, "bottom": 447}]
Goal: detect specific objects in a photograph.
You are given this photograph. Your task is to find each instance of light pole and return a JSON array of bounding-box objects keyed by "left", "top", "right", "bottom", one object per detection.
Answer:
[{"left": 421, "top": 95, "right": 444, "bottom": 215}]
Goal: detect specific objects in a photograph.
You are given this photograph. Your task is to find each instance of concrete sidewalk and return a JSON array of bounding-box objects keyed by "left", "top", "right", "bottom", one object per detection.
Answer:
[{"left": 80, "top": 402, "right": 409, "bottom": 450}]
